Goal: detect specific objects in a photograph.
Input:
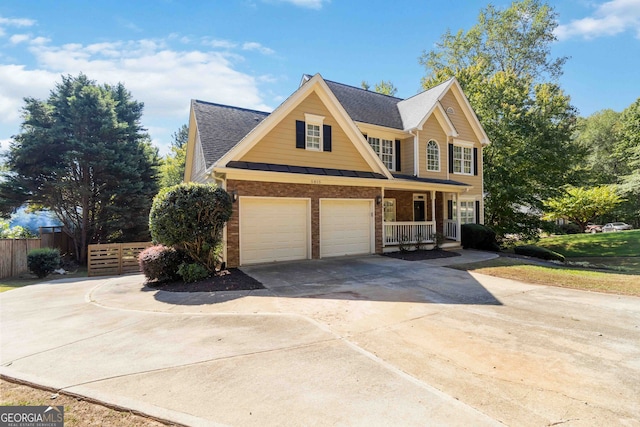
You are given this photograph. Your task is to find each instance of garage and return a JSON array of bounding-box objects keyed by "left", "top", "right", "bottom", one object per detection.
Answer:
[
  {"left": 320, "top": 199, "right": 374, "bottom": 258},
  {"left": 239, "top": 197, "right": 310, "bottom": 265}
]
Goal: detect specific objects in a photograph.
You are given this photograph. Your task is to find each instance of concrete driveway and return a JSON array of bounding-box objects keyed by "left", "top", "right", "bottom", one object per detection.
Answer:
[{"left": 1, "top": 251, "right": 639, "bottom": 426}]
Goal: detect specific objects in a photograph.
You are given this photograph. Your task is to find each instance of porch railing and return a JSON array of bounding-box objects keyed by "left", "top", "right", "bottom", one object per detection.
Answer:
[
  {"left": 384, "top": 221, "right": 435, "bottom": 246},
  {"left": 445, "top": 220, "right": 457, "bottom": 240}
]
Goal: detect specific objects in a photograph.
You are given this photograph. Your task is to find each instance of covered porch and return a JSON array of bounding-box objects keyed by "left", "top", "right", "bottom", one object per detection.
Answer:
[{"left": 381, "top": 177, "right": 476, "bottom": 251}]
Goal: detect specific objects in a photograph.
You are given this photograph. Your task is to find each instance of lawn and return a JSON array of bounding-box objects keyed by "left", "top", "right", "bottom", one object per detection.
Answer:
[
  {"left": 534, "top": 229, "right": 640, "bottom": 257},
  {"left": 452, "top": 230, "right": 640, "bottom": 296},
  {"left": 0, "top": 268, "right": 87, "bottom": 293},
  {"left": 451, "top": 257, "right": 640, "bottom": 297}
]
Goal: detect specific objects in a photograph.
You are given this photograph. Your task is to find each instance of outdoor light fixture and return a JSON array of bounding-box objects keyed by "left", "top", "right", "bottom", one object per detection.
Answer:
[
  {"left": 376, "top": 195, "right": 382, "bottom": 205},
  {"left": 231, "top": 190, "right": 238, "bottom": 203}
]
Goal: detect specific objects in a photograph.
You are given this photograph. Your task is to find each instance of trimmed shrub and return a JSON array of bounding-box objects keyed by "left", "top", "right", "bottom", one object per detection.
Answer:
[
  {"left": 27, "top": 248, "right": 61, "bottom": 278},
  {"left": 558, "top": 222, "right": 581, "bottom": 235},
  {"left": 138, "top": 245, "right": 189, "bottom": 282},
  {"left": 149, "top": 183, "right": 232, "bottom": 272},
  {"left": 178, "top": 262, "right": 209, "bottom": 283},
  {"left": 514, "top": 245, "right": 565, "bottom": 262},
  {"left": 461, "top": 223, "right": 501, "bottom": 251}
]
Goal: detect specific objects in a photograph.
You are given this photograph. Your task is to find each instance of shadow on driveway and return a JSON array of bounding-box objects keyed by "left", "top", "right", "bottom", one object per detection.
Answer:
[{"left": 150, "top": 255, "right": 502, "bottom": 306}]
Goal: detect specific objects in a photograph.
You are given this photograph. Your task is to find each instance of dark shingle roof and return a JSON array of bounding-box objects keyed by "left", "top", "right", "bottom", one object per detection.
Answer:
[
  {"left": 192, "top": 100, "right": 269, "bottom": 168},
  {"left": 227, "top": 161, "right": 387, "bottom": 179},
  {"left": 392, "top": 173, "right": 470, "bottom": 187},
  {"left": 324, "top": 80, "right": 404, "bottom": 129}
]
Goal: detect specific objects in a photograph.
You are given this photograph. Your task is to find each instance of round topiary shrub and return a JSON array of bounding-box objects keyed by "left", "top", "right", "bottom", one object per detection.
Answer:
[
  {"left": 149, "top": 183, "right": 232, "bottom": 272},
  {"left": 514, "top": 245, "right": 565, "bottom": 262},
  {"left": 138, "top": 245, "right": 189, "bottom": 283},
  {"left": 27, "top": 248, "right": 61, "bottom": 278}
]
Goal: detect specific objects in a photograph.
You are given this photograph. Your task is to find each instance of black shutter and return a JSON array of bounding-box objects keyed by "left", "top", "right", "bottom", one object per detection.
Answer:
[
  {"left": 295, "top": 120, "right": 305, "bottom": 149},
  {"left": 395, "top": 139, "right": 401, "bottom": 171},
  {"left": 448, "top": 143, "right": 454, "bottom": 173},
  {"left": 447, "top": 200, "right": 453, "bottom": 220},
  {"left": 323, "top": 124, "right": 332, "bottom": 152},
  {"left": 473, "top": 147, "right": 478, "bottom": 176},
  {"left": 363, "top": 133, "right": 368, "bottom": 142},
  {"left": 475, "top": 201, "right": 480, "bottom": 224}
]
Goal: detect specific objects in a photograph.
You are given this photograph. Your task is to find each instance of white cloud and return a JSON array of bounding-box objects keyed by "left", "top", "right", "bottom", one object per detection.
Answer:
[
  {"left": 242, "top": 42, "right": 275, "bottom": 55},
  {"left": 0, "top": 16, "right": 35, "bottom": 27},
  {"left": 556, "top": 0, "right": 640, "bottom": 40},
  {"left": 9, "top": 34, "right": 29, "bottom": 44},
  {"left": 0, "top": 138, "right": 12, "bottom": 154},
  {"left": 0, "top": 26, "right": 276, "bottom": 153},
  {"left": 267, "top": 0, "right": 329, "bottom": 9},
  {"left": 203, "top": 38, "right": 238, "bottom": 49}
]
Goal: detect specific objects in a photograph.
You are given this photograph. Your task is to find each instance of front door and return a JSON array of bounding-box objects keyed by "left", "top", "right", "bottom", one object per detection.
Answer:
[{"left": 413, "top": 194, "right": 426, "bottom": 222}]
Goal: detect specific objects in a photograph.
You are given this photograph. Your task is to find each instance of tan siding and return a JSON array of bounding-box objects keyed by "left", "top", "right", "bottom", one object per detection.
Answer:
[
  {"left": 440, "top": 91, "right": 479, "bottom": 143},
  {"left": 240, "top": 91, "right": 373, "bottom": 171},
  {"left": 400, "top": 137, "right": 413, "bottom": 174},
  {"left": 417, "top": 116, "right": 448, "bottom": 179}
]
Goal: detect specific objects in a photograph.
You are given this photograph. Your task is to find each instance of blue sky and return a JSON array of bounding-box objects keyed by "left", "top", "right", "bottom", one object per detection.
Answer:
[{"left": 1, "top": 0, "right": 639, "bottom": 156}]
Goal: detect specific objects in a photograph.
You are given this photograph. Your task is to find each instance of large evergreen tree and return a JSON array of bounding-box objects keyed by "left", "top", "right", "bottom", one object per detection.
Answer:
[
  {"left": 0, "top": 74, "right": 160, "bottom": 262},
  {"left": 420, "top": 0, "right": 579, "bottom": 239}
]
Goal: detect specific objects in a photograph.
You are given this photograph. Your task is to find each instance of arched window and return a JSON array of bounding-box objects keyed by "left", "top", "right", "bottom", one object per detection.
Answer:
[{"left": 427, "top": 140, "right": 439, "bottom": 171}]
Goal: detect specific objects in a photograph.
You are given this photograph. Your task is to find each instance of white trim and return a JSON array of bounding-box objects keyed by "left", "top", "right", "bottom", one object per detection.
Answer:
[
  {"left": 214, "top": 74, "right": 393, "bottom": 179},
  {"left": 426, "top": 139, "right": 440, "bottom": 172},
  {"left": 238, "top": 196, "right": 312, "bottom": 265},
  {"left": 319, "top": 198, "right": 375, "bottom": 258}
]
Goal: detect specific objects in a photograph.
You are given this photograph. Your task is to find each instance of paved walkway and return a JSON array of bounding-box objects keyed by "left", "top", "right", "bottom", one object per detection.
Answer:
[{"left": 2, "top": 250, "right": 639, "bottom": 426}]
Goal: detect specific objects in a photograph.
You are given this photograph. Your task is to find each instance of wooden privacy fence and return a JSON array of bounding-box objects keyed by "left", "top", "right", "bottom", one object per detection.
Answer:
[
  {"left": 0, "top": 239, "right": 42, "bottom": 280},
  {"left": 88, "top": 242, "right": 152, "bottom": 277}
]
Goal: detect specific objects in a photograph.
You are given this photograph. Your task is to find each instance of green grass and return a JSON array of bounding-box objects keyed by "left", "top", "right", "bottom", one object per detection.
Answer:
[
  {"left": 535, "top": 229, "right": 640, "bottom": 257},
  {"left": 0, "top": 268, "right": 87, "bottom": 293},
  {"left": 451, "top": 257, "right": 640, "bottom": 296}
]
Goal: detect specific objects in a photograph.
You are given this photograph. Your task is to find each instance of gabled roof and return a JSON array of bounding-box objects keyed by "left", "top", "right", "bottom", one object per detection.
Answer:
[
  {"left": 191, "top": 100, "right": 269, "bottom": 168},
  {"left": 323, "top": 80, "right": 404, "bottom": 130},
  {"left": 396, "top": 78, "right": 453, "bottom": 131}
]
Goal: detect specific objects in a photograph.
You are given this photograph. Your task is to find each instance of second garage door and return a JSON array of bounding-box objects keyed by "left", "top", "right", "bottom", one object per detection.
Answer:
[
  {"left": 240, "top": 197, "right": 309, "bottom": 265},
  {"left": 320, "top": 199, "right": 373, "bottom": 258}
]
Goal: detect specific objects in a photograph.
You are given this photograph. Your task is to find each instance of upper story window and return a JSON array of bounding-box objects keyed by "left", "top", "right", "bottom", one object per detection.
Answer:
[
  {"left": 427, "top": 140, "right": 439, "bottom": 171},
  {"left": 453, "top": 145, "right": 473, "bottom": 175},
  {"left": 368, "top": 137, "right": 395, "bottom": 170},
  {"left": 304, "top": 113, "right": 323, "bottom": 151}
]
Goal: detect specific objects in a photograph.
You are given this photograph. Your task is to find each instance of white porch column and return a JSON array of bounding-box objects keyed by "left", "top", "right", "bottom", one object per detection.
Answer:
[
  {"left": 430, "top": 190, "right": 436, "bottom": 234},
  {"left": 455, "top": 192, "right": 461, "bottom": 242}
]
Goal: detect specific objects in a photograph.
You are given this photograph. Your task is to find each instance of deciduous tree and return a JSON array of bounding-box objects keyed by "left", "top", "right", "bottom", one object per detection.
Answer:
[
  {"left": 420, "top": 0, "right": 579, "bottom": 239},
  {"left": 159, "top": 124, "right": 188, "bottom": 188},
  {"left": 543, "top": 186, "right": 623, "bottom": 232}
]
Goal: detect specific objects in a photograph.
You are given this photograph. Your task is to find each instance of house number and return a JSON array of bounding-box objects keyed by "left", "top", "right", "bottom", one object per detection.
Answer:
[{"left": 311, "top": 179, "right": 322, "bottom": 184}]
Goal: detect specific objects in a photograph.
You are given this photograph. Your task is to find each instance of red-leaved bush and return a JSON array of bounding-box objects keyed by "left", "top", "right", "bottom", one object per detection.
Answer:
[{"left": 138, "top": 245, "right": 189, "bottom": 282}]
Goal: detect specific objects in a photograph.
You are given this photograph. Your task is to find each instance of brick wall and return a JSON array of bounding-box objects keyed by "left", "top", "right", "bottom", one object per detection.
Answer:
[
  {"left": 226, "top": 180, "right": 382, "bottom": 267},
  {"left": 384, "top": 190, "right": 435, "bottom": 221}
]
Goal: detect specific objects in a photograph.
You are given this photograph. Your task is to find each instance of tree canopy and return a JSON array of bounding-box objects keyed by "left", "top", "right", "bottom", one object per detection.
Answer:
[
  {"left": 543, "top": 186, "right": 623, "bottom": 232},
  {"left": 0, "top": 74, "right": 160, "bottom": 262},
  {"left": 420, "top": 0, "right": 579, "bottom": 239},
  {"left": 159, "top": 124, "right": 188, "bottom": 188},
  {"left": 361, "top": 80, "right": 398, "bottom": 96}
]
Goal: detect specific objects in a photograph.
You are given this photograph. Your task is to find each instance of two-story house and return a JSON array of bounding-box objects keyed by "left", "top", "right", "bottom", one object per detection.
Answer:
[{"left": 184, "top": 73, "right": 490, "bottom": 267}]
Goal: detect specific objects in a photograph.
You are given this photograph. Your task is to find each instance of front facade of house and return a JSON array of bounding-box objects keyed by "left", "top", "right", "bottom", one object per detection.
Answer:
[{"left": 184, "top": 74, "right": 490, "bottom": 267}]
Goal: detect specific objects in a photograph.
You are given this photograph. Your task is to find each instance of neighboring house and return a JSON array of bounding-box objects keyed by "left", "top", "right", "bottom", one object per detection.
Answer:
[{"left": 184, "top": 73, "right": 490, "bottom": 267}]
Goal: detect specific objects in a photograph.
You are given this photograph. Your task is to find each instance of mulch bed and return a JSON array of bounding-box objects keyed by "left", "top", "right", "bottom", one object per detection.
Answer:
[
  {"left": 146, "top": 268, "right": 264, "bottom": 293},
  {"left": 382, "top": 249, "right": 461, "bottom": 261}
]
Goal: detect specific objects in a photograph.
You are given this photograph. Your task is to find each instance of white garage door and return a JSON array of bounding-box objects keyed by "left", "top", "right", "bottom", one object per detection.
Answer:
[
  {"left": 240, "top": 197, "right": 309, "bottom": 265},
  {"left": 320, "top": 199, "right": 373, "bottom": 258}
]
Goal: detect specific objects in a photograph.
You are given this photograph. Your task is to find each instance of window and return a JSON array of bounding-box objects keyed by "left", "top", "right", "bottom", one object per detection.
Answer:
[
  {"left": 453, "top": 145, "right": 473, "bottom": 174},
  {"left": 306, "top": 123, "right": 320, "bottom": 150},
  {"left": 383, "top": 199, "right": 396, "bottom": 222},
  {"left": 460, "top": 201, "right": 475, "bottom": 224},
  {"left": 304, "top": 113, "right": 324, "bottom": 151},
  {"left": 427, "top": 140, "right": 439, "bottom": 171},
  {"left": 368, "top": 137, "right": 395, "bottom": 170}
]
